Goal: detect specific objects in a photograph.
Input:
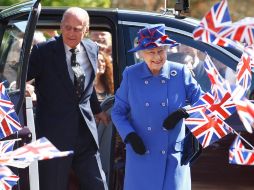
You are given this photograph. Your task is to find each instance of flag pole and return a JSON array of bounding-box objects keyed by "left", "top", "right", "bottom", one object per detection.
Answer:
[
  {"left": 1, "top": 138, "right": 22, "bottom": 143},
  {"left": 224, "top": 122, "right": 254, "bottom": 149}
]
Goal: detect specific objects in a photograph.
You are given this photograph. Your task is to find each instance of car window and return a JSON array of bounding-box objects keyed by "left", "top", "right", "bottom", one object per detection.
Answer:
[
  {"left": 0, "top": 21, "right": 28, "bottom": 88},
  {"left": 169, "top": 44, "right": 237, "bottom": 93}
]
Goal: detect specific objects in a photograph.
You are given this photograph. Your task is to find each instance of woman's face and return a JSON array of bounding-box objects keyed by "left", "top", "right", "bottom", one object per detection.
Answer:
[
  {"left": 140, "top": 46, "right": 168, "bottom": 75},
  {"left": 97, "top": 53, "right": 106, "bottom": 74}
]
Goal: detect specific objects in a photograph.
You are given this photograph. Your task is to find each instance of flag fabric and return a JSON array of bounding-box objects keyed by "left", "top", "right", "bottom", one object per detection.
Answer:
[
  {"left": 187, "top": 90, "right": 236, "bottom": 121},
  {"left": 193, "top": 0, "right": 233, "bottom": 46},
  {"left": 203, "top": 54, "right": 246, "bottom": 102},
  {"left": 2, "top": 137, "right": 73, "bottom": 168},
  {"left": 229, "top": 135, "right": 254, "bottom": 165},
  {"left": 203, "top": 54, "right": 226, "bottom": 100},
  {"left": 236, "top": 52, "right": 252, "bottom": 92},
  {"left": 192, "top": 0, "right": 254, "bottom": 48},
  {"left": 235, "top": 98, "right": 254, "bottom": 133},
  {"left": 193, "top": 27, "right": 234, "bottom": 47},
  {"left": 0, "top": 140, "right": 16, "bottom": 154},
  {"left": 185, "top": 108, "right": 233, "bottom": 148},
  {"left": 0, "top": 165, "right": 19, "bottom": 190},
  {"left": 0, "top": 83, "right": 22, "bottom": 139},
  {"left": 221, "top": 82, "right": 246, "bottom": 101},
  {"left": 243, "top": 45, "right": 254, "bottom": 71},
  {"left": 204, "top": 91, "right": 235, "bottom": 120},
  {"left": 244, "top": 44, "right": 254, "bottom": 60},
  {"left": 220, "top": 17, "right": 254, "bottom": 45}
]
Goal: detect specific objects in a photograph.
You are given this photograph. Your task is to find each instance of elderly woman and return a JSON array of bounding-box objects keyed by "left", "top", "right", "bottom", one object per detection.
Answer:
[{"left": 111, "top": 24, "right": 203, "bottom": 190}]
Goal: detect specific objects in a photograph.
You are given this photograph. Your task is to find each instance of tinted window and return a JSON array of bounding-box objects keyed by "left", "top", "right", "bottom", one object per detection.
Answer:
[{"left": 0, "top": 21, "right": 28, "bottom": 87}]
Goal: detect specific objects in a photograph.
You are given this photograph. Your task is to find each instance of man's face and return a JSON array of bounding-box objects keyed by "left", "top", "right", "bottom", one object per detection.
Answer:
[
  {"left": 140, "top": 46, "right": 168, "bottom": 74},
  {"left": 61, "top": 15, "right": 87, "bottom": 48}
]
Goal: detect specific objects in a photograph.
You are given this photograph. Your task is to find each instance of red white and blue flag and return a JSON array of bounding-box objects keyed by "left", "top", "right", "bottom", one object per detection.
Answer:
[
  {"left": 187, "top": 90, "right": 235, "bottom": 121},
  {"left": 0, "top": 165, "right": 19, "bottom": 190},
  {"left": 0, "top": 139, "right": 16, "bottom": 154},
  {"left": 203, "top": 54, "right": 226, "bottom": 100},
  {"left": 193, "top": 0, "right": 254, "bottom": 48},
  {"left": 220, "top": 17, "right": 254, "bottom": 45},
  {"left": 3, "top": 137, "right": 73, "bottom": 168},
  {"left": 235, "top": 98, "right": 254, "bottom": 133},
  {"left": 192, "top": 0, "right": 234, "bottom": 46},
  {"left": 0, "top": 83, "right": 22, "bottom": 139},
  {"left": 185, "top": 108, "right": 233, "bottom": 148},
  {"left": 229, "top": 135, "right": 254, "bottom": 165},
  {"left": 236, "top": 52, "right": 252, "bottom": 92}
]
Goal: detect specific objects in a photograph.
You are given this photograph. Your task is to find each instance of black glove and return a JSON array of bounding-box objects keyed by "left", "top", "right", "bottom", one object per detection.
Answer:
[
  {"left": 125, "top": 132, "right": 146, "bottom": 155},
  {"left": 163, "top": 108, "right": 189, "bottom": 130}
]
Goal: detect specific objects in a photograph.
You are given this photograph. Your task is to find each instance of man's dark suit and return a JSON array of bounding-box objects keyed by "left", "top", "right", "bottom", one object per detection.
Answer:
[{"left": 27, "top": 35, "right": 107, "bottom": 190}]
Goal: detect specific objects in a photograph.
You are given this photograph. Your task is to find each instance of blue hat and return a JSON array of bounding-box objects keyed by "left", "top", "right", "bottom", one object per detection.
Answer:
[{"left": 128, "top": 24, "right": 179, "bottom": 53}]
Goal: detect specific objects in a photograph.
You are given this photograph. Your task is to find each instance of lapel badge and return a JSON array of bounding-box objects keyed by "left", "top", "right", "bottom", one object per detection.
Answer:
[{"left": 170, "top": 70, "right": 177, "bottom": 76}]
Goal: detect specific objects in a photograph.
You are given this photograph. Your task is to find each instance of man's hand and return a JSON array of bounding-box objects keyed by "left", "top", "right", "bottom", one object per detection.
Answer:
[{"left": 94, "top": 111, "right": 111, "bottom": 126}]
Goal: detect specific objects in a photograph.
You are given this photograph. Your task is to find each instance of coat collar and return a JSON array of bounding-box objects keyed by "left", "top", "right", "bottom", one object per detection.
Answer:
[
  {"left": 140, "top": 60, "right": 171, "bottom": 79},
  {"left": 52, "top": 35, "right": 97, "bottom": 101},
  {"left": 79, "top": 39, "right": 98, "bottom": 101},
  {"left": 80, "top": 40, "right": 97, "bottom": 74}
]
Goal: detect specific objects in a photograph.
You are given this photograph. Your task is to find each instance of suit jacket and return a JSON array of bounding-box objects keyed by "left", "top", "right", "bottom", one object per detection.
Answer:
[{"left": 27, "top": 35, "right": 101, "bottom": 150}]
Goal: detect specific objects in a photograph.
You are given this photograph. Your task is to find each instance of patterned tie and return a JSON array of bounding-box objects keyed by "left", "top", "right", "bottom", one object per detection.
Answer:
[{"left": 70, "top": 48, "right": 85, "bottom": 99}]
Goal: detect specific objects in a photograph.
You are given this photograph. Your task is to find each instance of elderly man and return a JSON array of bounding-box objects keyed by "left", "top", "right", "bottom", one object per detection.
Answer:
[{"left": 27, "top": 7, "right": 108, "bottom": 190}]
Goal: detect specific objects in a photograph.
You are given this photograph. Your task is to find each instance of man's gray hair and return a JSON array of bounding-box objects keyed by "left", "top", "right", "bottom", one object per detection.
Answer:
[{"left": 61, "top": 7, "right": 90, "bottom": 27}]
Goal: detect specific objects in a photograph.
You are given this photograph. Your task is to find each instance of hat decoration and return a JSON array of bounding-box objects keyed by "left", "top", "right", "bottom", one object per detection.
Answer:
[{"left": 128, "top": 24, "right": 179, "bottom": 52}]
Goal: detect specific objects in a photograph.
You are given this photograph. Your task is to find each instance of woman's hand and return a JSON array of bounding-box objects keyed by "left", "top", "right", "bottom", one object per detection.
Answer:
[{"left": 125, "top": 132, "right": 146, "bottom": 155}]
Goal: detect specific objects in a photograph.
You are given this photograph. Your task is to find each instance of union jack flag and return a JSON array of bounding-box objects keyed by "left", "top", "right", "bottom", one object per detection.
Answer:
[
  {"left": 193, "top": 0, "right": 234, "bottom": 46},
  {"left": 3, "top": 137, "right": 73, "bottom": 168},
  {"left": 205, "top": 91, "right": 235, "bottom": 120},
  {"left": 0, "top": 139, "right": 16, "bottom": 154},
  {"left": 244, "top": 44, "right": 254, "bottom": 59},
  {"left": 0, "top": 165, "right": 19, "bottom": 190},
  {"left": 204, "top": 54, "right": 226, "bottom": 100},
  {"left": 220, "top": 17, "right": 254, "bottom": 45},
  {"left": 203, "top": 54, "right": 246, "bottom": 101},
  {"left": 236, "top": 52, "right": 252, "bottom": 92},
  {"left": 187, "top": 90, "right": 235, "bottom": 121},
  {"left": 185, "top": 108, "right": 233, "bottom": 148},
  {"left": 243, "top": 45, "right": 254, "bottom": 73},
  {"left": 229, "top": 135, "right": 254, "bottom": 165},
  {"left": 0, "top": 83, "right": 22, "bottom": 139},
  {"left": 235, "top": 98, "right": 254, "bottom": 133}
]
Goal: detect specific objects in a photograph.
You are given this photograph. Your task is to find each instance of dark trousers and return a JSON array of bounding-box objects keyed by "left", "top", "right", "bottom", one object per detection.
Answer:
[{"left": 38, "top": 119, "right": 106, "bottom": 190}]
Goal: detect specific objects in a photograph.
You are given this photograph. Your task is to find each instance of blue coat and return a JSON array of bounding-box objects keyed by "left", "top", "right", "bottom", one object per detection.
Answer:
[{"left": 111, "top": 61, "right": 203, "bottom": 190}]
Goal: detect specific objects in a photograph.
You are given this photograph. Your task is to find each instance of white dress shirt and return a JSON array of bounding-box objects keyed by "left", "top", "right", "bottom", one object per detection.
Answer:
[{"left": 64, "top": 43, "right": 93, "bottom": 90}]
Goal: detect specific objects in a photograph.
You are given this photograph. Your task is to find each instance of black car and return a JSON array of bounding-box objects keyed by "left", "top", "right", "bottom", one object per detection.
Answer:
[{"left": 0, "top": 0, "right": 254, "bottom": 190}]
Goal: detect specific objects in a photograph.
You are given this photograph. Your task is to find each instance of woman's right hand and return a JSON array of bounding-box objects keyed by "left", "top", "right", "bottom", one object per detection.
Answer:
[{"left": 125, "top": 132, "right": 146, "bottom": 155}]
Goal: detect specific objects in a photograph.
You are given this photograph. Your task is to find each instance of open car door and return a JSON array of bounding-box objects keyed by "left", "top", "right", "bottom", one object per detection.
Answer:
[
  {"left": 0, "top": 0, "right": 41, "bottom": 115},
  {"left": 0, "top": 1, "right": 41, "bottom": 190}
]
